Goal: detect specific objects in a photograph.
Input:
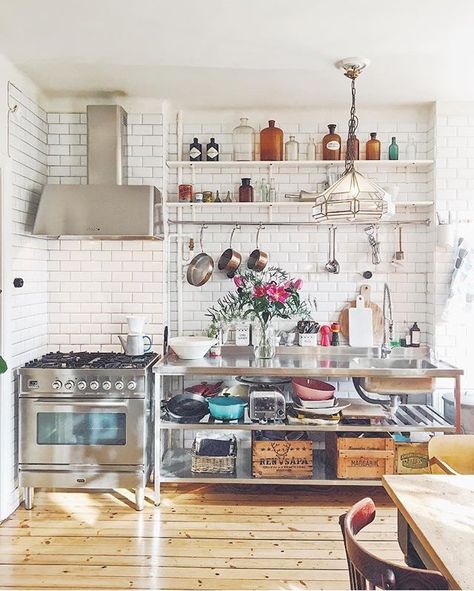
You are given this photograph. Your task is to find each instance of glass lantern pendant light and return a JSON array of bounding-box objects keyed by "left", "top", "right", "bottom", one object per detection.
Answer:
[{"left": 312, "top": 58, "right": 393, "bottom": 223}]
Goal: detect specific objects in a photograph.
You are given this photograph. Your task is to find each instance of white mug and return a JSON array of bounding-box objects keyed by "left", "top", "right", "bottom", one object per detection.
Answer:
[{"left": 127, "top": 316, "right": 146, "bottom": 334}]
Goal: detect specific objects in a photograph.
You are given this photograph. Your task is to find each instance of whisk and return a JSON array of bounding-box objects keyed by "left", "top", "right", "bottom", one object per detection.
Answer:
[{"left": 364, "top": 225, "right": 381, "bottom": 265}]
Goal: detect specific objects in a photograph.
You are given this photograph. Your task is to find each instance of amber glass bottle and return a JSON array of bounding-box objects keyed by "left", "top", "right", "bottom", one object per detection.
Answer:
[
  {"left": 260, "top": 120, "right": 283, "bottom": 161},
  {"left": 346, "top": 136, "right": 360, "bottom": 161},
  {"left": 322, "top": 124, "right": 341, "bottom": 160},
  {"left": 239, "top": 178, "right": 254, "bottom": 202},
  {"left": 366, "top": 132, "right": 381, "bottom": 160}
]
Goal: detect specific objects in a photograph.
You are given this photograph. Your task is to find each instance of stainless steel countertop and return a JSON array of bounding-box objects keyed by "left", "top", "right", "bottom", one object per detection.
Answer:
[{"left": 153, "top": 346, "right": 463, "bottom": 378}]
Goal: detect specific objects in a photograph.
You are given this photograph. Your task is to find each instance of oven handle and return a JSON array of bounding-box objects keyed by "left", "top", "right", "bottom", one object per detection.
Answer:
[{"left": 30, "top": 399, "right": 130, "bottom": 408}]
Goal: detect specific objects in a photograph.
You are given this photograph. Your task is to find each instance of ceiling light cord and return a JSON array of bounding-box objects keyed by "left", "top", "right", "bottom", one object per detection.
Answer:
[{"left": 345, "top": 73, "right": 359, "bottom": 173}]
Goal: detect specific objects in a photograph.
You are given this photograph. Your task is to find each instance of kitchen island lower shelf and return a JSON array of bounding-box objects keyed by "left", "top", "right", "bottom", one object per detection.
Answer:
[{"left": 159, "top": 447, "right": 381, "bottom": 487}]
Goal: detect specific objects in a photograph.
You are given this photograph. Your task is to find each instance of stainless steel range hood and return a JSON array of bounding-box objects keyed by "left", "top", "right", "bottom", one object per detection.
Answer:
[{"left": 33, "top": 105, "right": 163, "bottom": 240}]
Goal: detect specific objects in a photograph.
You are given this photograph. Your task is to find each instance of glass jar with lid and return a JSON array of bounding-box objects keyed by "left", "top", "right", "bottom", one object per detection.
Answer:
[{"left": 233, "top": 117, "right": 255, "bottom": 161}]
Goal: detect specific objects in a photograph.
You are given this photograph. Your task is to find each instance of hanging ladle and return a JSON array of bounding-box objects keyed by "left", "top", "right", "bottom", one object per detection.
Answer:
[{"left": 325, "top": 226, "right": 340, "bottom": 274}]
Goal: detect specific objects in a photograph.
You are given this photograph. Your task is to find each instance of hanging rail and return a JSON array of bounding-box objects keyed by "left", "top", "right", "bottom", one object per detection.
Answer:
[{"left": 168, "top": 218, "right": 431, "bottom": 228}]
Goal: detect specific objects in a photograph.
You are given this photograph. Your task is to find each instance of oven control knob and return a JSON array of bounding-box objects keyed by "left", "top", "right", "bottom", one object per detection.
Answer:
[
  {"left": 90, "top": 380, "right": 100, "bottom": 391},
  {"left": 127, "top": 380, "right": 137, "bottom": 391},
  {"left": 77, "top": 380, "right": 87, "bottom": 391},
  {"left": 102, "top": 380, "right": 112, "bottom": 391},
  {"left": 52, "top": 379, "right": 62, "bottom": 390},
  {"left": 64, "top": 380, "right": 75, "bottom": 391},
  {"left": 115, "top": 380, "right": 124, "bottom": 391}
]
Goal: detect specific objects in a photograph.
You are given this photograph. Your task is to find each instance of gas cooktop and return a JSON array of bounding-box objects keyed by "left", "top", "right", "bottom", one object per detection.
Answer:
[{"left": 24, "top": 351, "right": 160, "bottom": 370}]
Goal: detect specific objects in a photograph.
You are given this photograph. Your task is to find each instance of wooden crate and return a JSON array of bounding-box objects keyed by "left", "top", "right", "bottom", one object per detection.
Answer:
[
  {"left": 252, "top": 432, "right": 313, "bottom": 479},
  {"left": 395, "top": 441, "right": 430, "bottom": 474},
  {"left": 326, "top": 433, "right": 395, "bottom": 479}
]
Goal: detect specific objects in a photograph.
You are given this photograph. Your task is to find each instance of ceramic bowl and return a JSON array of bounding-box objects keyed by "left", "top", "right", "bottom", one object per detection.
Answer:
[
  {"left": 169, "top": 336, "right": 216, "bottom": 360},
  {"left": 292, "top": 378, "right": 335, "bottom": 401}
]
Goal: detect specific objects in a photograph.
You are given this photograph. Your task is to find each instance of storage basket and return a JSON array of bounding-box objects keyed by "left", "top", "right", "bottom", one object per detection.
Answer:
[{"left": 191, "top": 435, "right": 237, "bottom": 474}]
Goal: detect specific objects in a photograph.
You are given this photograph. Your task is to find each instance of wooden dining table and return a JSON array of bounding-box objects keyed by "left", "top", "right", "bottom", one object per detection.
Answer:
[{"left": 383, "top": 474, "right": 474, "bottom": 590}]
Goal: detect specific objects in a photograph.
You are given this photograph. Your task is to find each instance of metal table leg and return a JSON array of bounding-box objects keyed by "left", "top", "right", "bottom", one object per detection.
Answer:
[
  {"left": 454, "top": 375, "right": 462, "bottom": 433},
  {"left": 23, "top": 487, "right": 34, "bottom": 510},
  {"left": 154, "top": 375, "right": 161, "bottom": 506}
]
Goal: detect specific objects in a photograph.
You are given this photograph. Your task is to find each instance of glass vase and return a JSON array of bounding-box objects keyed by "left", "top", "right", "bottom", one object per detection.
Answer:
[
  {"left": 233, "top": 117, "right": 255, "bottom": 161},
  {"left": 253, "top": 322, "right": 276, "bottom": 359}
]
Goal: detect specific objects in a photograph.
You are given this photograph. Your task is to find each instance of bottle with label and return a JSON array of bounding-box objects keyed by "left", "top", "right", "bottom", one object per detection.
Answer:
[
  {"left": 389, "top": 137, "right": 399, "bottom": 160},
  {"left": 233, "top": 117, "right": 255, "bottom": 161},
  {"left": 239, "top": 178, "right": 254, "bottom": 202},
  {"left": 346, "top": 135, "right": 360, "bottom": 160},
  {"left": 307, "top": 137, "right": 317, "bottom": 160},
  {"left": 409, "top": 322, "right": 421, "bottom": 347},
  {"left": 268, "top": 178, "right": 276, "bottom": 202},
  {"left": 260, "top": 120, "right": 284, "bottom": 161},
  {"left": 189, "top": 137, "right": 202, "bottom": 161},
  {"left": 322, "top": 124, "right": 341, "bottom": 160},
  {"left": 406, "top": 135, "right": 417, "bottom": 160},
  {"left": 206, "top": 138, "right": 219, "bottom": 161},
  {"left": 285, "top": 135, "right": 299, "bottom": 161},
  {"left": 366, "top": 132, "right": 381, "bottom": 160}
]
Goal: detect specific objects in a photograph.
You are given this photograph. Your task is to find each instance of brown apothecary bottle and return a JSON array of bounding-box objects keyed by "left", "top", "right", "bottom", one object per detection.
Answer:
[
  {"left": 366, "top": 132, "right": 381, "bottom": 160},
  {"left": 239, "top": 178, "right": 254, "bottom": 202},
  {"left": 322, "top": 124, "right": 341, "bottom": 160},
  {"left": 346, "top": 136, "right": 360, "bottom": 161},
  {"left": 260, "top": 120, "right": 283, "bottom": 161}
]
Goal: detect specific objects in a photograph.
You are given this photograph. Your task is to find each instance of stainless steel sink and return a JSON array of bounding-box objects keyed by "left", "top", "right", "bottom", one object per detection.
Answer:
[{"left": 353, "top": 358, "right": 437, "bottom": 370}]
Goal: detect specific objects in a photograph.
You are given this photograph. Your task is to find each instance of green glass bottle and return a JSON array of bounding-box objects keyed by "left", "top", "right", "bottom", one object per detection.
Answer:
[{"left": 389, "top": 137, "right": 399, "bottom": 160}]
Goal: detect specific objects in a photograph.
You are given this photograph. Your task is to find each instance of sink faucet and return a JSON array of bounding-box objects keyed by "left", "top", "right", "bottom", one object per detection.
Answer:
[{"left": 381, "top": 282, "right": 394, "bottom": 358}]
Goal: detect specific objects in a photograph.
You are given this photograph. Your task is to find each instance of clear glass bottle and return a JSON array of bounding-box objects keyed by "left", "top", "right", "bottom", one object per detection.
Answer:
[
  {"left": 306, "top": 137, "right": 317, "bottom": 160},
  {"left": 268, "top": 178, "right": 276, "bottom": 202},
  {"left": 232, "top": 117, "right": 255, "bottom": 161},
  {"left": 259, "top": 177, "right": 269, "bottom": 202},
  {"left": 285, "top": 135, "right": 299, "bottom": 161},
  {"left": 366, "top": 132, "right": 381, "bottom": 160},
  {"left": 260, "top": 120, "right": 283, "bottom": 161},
  {"left": 239, "top": 178, "right": 254, "bottom": 202},
  {"left": 388, "top": 137, "right": 399, "bottom": 160},
  {"left": 406, "top": 135, "right": 417, "bottom": 160},
  {"left": 322, "top": 124, "right": 341, "bottom": 160}
]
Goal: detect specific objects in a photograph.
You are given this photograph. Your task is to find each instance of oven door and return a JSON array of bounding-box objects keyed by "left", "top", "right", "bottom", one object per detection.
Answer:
[{"left": 20, "top": 397, "right": 146, "bottom": 466}]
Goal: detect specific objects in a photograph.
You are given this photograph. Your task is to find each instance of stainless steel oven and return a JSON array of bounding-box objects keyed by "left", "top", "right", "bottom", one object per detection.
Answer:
[{"left": 18, "top": 352, "right": 159, "bottom": 510}]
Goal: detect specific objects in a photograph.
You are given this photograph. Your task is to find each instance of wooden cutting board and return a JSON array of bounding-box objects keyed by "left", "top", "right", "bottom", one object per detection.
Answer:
[
  {"left": 348, "top": 295, "right": 373, "bottom": 347},
  {"left": 338, "top": 285, "right": 384, "bottom": 344}
]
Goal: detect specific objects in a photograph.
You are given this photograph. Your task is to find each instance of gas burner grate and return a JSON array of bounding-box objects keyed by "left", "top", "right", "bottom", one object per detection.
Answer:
[{"left": 24, "top": 351, "right": 159, "bottom": 370}]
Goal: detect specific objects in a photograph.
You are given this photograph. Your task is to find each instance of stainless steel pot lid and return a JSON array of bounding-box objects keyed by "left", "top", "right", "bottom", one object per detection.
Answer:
[{"left": 236, "top": 376, "right": 292, "bottom": 386}]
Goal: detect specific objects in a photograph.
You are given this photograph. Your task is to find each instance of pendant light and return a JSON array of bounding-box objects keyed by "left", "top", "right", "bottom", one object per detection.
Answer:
[{"left": 312, "top": 58, "right": 394, "bottom": 223}]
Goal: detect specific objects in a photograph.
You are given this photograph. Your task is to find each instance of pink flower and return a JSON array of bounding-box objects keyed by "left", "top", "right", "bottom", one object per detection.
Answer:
[
  {"left": 253, "top": 285, "right": 266, "bottom": 298},
  {"left": 292, "top": 278, "right": 303, "bottom": 290},
  {"left": 266, "top": 284, "right": 290, "bottom": 304},
  {"left": 233, "top": 275, "right": 244, "bottom": 288}
]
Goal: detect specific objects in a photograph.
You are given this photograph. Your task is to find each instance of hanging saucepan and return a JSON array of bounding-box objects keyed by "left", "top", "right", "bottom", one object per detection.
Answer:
[
  {"left": 218, "top": 225, "right": 241, "bottom": 277},
  {"left": 186, "top": 225, "right": 214, "bottom": 287},
  {"left": 247, "top": 224, "right": 268, "bottom": 271}
]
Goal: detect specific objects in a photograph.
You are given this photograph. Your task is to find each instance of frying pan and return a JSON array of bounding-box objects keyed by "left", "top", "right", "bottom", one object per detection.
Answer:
[
  {"left": 186, "top": 225, "right": 214, "bottom": 287},
  {"left": 247, "top": 224, "right": 268, "bottom": 271},
  {"left": 164, "top": 393, "right": 209, "bottom": 423},
  {"left": 218, "top": 225, "right": 241, "bottom": 275}
]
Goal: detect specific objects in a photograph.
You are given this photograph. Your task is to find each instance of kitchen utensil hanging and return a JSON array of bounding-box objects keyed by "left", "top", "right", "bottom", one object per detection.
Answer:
[
  {"left": 247, "top": 224, "right": 268, "bottom": 271},
  {"left": 186, "top": 225, "right": 214, "bottom": 287},
  {"left": 324, "top": 226, "right": 340, "bottom": 274},
  {"left": 217, "top": 225, "right": 241, "bottom": 277},
  {"left": 365, "top": 224, "right": 381, "bottom": 265},
  {"left": 392, "top": 225, "right": 405, "bottom": 266}
]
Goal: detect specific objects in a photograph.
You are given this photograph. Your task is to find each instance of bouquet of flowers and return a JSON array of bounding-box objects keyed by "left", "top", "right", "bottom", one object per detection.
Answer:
[{"left": 207, "top": 266, "right": 310, "bottom": 358}]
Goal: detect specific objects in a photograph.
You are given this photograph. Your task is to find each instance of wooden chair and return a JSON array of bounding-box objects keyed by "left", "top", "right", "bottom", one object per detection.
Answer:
[
  {"left": 428, "top": 434, "right": 474, "bottom": 475},
  {"left": 339, "top": 497, "right": 448, "bottom": 590}
]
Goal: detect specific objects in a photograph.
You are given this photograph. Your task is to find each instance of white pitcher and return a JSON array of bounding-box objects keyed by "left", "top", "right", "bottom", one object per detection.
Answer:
[{"left": 118, "top": 334, "right": 152, "bottom": 356}]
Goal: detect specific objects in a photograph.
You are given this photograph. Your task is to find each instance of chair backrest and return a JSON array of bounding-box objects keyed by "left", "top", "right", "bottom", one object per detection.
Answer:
[
  {"left": 428, "top": 435, "right": 474, "bottom": 474},
  {"left": 339, "top": 497, "right": 449, "bottom": 590}
]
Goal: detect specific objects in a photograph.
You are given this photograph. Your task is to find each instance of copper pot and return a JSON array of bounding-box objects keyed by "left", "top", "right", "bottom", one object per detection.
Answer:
[
  {"left": 247, "top": 225, "right": 268, "bottom": 271},
  {"left": 186, "top": 225, "right": 214, "bottom": 287},
  {"left": 218, "top": 225, "right": 241, "bottom": 275}
]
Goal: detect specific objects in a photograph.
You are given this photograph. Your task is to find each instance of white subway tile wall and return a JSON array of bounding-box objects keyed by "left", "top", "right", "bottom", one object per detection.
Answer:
[{"left": 47, "top": 112, "right": 167, "bottom": 352}]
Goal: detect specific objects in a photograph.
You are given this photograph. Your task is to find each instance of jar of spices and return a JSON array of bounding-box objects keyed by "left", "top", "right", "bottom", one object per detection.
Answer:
[
  {"left": 178, "top": 184, "right": 193, "bottom": 202},
  {"left": 202, "top": 191, "right": 214, "bottom": 203}
]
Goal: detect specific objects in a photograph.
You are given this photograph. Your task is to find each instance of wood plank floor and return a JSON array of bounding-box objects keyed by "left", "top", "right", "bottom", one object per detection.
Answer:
[{"left": 0, "top": 484, "right": 402, "bottom": 590}]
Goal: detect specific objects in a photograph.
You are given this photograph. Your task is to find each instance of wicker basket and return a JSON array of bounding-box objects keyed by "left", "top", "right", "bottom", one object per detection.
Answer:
[{"left": 191, "top": 435, "right": 237, "bottom": 474}]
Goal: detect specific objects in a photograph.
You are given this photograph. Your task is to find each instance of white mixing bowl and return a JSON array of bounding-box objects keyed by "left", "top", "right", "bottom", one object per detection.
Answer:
[{"left": 169, "top": 336, "right": 216, "bottom": 360}]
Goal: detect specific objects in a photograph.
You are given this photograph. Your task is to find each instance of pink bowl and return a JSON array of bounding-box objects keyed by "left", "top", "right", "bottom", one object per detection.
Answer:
[{"left": 292, "top": 378, "right": 335, "bottom": 401}]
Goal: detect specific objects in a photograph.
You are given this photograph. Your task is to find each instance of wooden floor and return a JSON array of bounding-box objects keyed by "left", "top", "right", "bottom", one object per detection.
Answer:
[{"left": 0, "top": 484, "right": 402, "bottom": 590}]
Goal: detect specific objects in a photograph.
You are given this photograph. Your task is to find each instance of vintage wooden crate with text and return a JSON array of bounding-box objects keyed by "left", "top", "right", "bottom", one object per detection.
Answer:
[{"left": 252, "top": 432, "right": 313, "bottom": 479}]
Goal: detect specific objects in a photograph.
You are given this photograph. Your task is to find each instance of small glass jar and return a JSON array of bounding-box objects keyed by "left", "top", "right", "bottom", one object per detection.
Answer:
[
  {"left": 194, "top": 192, "right": 203, "bottom": 203},
  {"left": 239, "top": 178, "right": 254, "bottom": 202},
  {"left": 178, "top": 184, "right": 193, "bottom": 202},
  {"left": 285, "top": 136, "right": 299, "bottom": 161},
  {"left": 202, "top": 191, "right": 214, "bottom": 203},
  {"left": 233, "top": 117, "right": 255, "bottom": 161}
]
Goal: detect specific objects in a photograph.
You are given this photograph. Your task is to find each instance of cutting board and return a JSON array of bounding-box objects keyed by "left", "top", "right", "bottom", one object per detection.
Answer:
[
  {"left": 339, "top": 285, "right": 384, "bottom": 344},
  {"left": 348, "top": 295, "right": 374, "bottom": 347},
  {"left": 341, "top": 399, "right": 388, "bottom": 419}
]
